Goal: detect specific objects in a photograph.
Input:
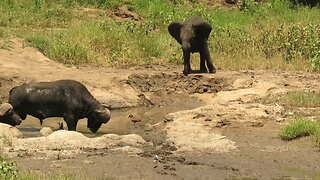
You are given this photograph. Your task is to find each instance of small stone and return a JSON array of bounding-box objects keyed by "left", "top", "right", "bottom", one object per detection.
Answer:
[
  {"left": 40, "top": 127, "right": 53, "bottom": 137},
  {"left": 251, "top": 121, "right": 264, "bottom": 127}
]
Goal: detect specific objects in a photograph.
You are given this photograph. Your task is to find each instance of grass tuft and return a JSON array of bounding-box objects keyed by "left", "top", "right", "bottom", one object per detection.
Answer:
[
  {"left": 280, "top": 118, "right": 315, "bottom": 140},
  {"left": 279, "top": 117, "right": 320, "bottom": 143}
]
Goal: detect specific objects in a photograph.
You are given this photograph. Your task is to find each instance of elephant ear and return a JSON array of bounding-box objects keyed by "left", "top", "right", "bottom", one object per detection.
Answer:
[
  {"left": 194, "top": 22, "right": 212, "bottom": 40},
  {"left": 168, "top": 21, "right": 183, "bottom": 44}
]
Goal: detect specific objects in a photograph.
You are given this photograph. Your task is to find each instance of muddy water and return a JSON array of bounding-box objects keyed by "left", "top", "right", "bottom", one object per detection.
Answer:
[{"left": 18, "top": 95, "right": 203, "bottom": 138}]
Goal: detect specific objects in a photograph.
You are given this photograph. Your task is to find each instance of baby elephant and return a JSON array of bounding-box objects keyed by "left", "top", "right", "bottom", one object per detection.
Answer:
[{"left": 168, "top": 16, "right": 216, "bottom": 75}]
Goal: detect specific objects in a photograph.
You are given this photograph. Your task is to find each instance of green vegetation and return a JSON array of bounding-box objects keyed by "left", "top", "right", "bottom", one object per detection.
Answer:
[
  {"left": 0, "top": 156, "right": 18, "bottom": 179},
  {"left": 263, "top": 91, "right": 320, "bottom": 145},
  {"left": 1, "top": 155, "right": 75, "bottom": 180},
  {"left": 279, "top": 117, "right": 320, "bottom": 143},
  {"left": 0, "top": 0, "right": 320, "bottom": 69},
  {"left": 0, "top": 158, "right": 75, "bottom": 180},
  {"left": 271, "top": 91, "right": 320, "bottom": 107}
]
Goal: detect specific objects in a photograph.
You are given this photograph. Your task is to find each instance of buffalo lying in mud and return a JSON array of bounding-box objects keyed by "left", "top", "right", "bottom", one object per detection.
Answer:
[
  {"left": 8, "top": 80, "right": 111, "bottom": 133},
  {"left": 0, "top": 103, "right": 22, "bottom": 126}
]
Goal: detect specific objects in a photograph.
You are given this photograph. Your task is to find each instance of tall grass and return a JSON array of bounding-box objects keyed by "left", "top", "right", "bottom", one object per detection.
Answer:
[
  {"left": 270, "top": 91, "right": 320, "bottom": 107},
  {"left": 1, "top": 0, "right": 320, "bottom": 70}
]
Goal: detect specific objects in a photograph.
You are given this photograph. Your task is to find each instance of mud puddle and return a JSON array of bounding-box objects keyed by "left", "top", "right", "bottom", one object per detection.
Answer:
[{"left": 17, "top": 94, "right": 203, "bottom": 138}]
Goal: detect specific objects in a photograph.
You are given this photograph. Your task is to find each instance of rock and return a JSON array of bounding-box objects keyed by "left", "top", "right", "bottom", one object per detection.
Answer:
[
  {"left": 0, "top": 123, "right": 22, "bottom": 146},
  {"left": 0, "top": 123, "right": 22, "bottom": 138},
  {"left": 128, "top": 114, "right": 142, "bottom": 123},
  {"left": 5, "top": 130, "right": 147, "bottom": 157},
  {"left": 40, "top": 127, "right": 53, "bottom": 137},
  {"left": 120, "top": 134, "right": 147, "bottom": 147},
  {"left": 232, "top": 78, "right": 253, "bottom": 89}
]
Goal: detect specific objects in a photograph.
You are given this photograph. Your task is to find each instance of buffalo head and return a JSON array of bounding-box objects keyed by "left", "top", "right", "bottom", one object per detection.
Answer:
[
  {"left": 87, "top": 107, "right": 111, "bottom": 133},
  {"left": 0, "top": 103, "right": 22, "bottom": 126}
]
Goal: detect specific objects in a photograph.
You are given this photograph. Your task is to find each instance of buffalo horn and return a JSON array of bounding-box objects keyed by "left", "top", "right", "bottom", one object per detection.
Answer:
[{"left": 0, "top": 103, "right": 13, "bottom": 116}]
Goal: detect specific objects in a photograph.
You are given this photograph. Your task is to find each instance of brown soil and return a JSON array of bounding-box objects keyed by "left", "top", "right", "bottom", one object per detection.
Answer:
[
  {"left": 105, "top": 5, "right": 144, "bottom": 25},
  {"left": 1, "top": 39, "right": 320, "bottom": 179}
]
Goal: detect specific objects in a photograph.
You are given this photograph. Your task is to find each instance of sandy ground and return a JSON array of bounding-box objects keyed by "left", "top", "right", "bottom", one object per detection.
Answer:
[{"left": 0, "top": 39, "right": 320, "bottom": 179}]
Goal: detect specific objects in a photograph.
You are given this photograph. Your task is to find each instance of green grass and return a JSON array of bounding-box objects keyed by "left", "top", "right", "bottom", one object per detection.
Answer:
[
  {"left": 1, "top": 0, "right": 320, "bottom": 70},
  {"left": 0, "top": 155, "right": 77, "bottom": 180},
  {"left": 0, "top": 156, "right": 18, "bottom": 179},
  {"left": 272, "top": 91, "right": 320, "bottom": 107},
  {"left": 279, "top": 117, "right": 320, "bottom": 143}
]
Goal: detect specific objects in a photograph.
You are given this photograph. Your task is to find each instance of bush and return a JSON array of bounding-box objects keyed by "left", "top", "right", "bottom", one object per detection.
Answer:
[
  {"left": 0, "top": 157, "right": 18, "bottom": 180},
  {"left": 280, "top": 118, "right": 316, "bottom": 140},
  {"left": 280, "top": 118, "right": 320, "bottom": 144}
]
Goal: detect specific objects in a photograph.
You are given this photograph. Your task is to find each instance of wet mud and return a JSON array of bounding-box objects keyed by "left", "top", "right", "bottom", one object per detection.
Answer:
[{"left": 126, "top": 72, "right": 228, "bottom": 94}]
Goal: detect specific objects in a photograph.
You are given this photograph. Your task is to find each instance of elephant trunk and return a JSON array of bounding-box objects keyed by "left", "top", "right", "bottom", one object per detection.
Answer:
[{"left": 182, "top": 42, "right": 191, "bottom": 51}]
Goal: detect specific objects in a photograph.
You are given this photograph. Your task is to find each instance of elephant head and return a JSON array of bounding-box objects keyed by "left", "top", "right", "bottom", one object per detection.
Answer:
[{"left": 168, "top": 16, "right": 212, "bottom": 52}]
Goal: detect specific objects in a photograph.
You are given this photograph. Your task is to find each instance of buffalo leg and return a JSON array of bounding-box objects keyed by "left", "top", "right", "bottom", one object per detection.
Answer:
[{"left": 63, "top": 114, "right": 78, "bottom": 131}]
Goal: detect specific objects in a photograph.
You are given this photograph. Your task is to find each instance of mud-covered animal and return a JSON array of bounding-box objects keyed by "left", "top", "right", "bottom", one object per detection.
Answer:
[
  {"left": 9, "top": 80, "right": 111, "bottom": 133},
  {"left": 0, "top": 103, "right": 22, "bottom": 126},
  {"left": 168, "top": 16, "right": 216, "bottom": 75}
]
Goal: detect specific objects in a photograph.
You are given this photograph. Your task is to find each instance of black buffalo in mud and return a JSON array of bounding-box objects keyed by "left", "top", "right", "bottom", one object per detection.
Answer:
[
  {"left": 0, "top": 103, "right": 22, "bottom": 126},
  {"left": 8, "top": 80, "right": 111, "bottom": 133}
]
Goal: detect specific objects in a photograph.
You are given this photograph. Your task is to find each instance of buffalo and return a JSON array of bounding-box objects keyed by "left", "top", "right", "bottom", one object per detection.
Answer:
[{"left": 8, "top": 80, "right": 111, "bottom": 133}]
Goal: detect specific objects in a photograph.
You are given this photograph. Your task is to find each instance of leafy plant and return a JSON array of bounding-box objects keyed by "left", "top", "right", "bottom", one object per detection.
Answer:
[{"left": 0, "top": 157, "right": 18, "bottom": 180}]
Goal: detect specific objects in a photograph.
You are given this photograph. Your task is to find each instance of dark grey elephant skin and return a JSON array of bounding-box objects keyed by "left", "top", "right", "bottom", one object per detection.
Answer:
[
  {"left": 168, "top": 16, "right": 216, "bottom": 75},
  {"left": 9, "top": 80, "right": 111, "bottom": 133},
  {"left": 0, "top": 103, "right": 22, "bottom": 126}
]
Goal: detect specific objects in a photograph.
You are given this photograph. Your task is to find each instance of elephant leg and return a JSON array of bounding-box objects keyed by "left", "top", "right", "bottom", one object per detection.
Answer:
[
  {"left": 203, "top": 45, "right": 216, "bottom": 74},
  {"left": 199, "top": 52, "right": 208, "bottom": 73},
  {"left": 182, "top": 49, "right": 191, "bottom": 75},
  {"left": 63, "top": 113, "right": 78, "bottom": 131}
]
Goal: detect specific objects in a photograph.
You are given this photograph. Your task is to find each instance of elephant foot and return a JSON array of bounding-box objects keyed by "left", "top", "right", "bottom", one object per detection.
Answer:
[
  {"left": 183, "top": 68, "right": 192, "bottom": 76},
  {"left": 183, "top": 69, "right": 190, "bottom": 76},
  {"left": 183, "top": 65, "right": 192, "bottom": 76},
  {"left": 208, "top": 65, "right": 217, "bottom": 74},
  {"left": 200, "top": 67, "right": 208, "bottom": 73}
]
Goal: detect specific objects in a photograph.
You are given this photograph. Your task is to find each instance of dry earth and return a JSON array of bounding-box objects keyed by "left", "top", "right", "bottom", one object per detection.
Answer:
[{"left": 0, "top": 39, "right": 320, "bottom": 179}]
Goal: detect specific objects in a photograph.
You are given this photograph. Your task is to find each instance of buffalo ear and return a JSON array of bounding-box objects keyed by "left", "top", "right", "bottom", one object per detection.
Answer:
[
  {"left": 194, "top": 22, "right": 212, "bottom": 40},
  {"left": 0, "top": 103, "right": 13, "bottom": 116},
  {"left": 168, "top": 21, "right": 183, "bottom": 44}
]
